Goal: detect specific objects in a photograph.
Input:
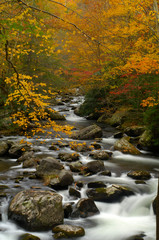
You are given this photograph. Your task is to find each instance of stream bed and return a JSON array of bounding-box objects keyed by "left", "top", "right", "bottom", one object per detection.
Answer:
[{"left": 0, "top": 95, "right": 158, "bottom": 240}]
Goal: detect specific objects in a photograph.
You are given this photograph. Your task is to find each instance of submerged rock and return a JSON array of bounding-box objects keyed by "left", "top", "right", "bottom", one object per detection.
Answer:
[
  {"left": 114, "top": 136, "right": 140, "bottom": 155},
  {"left": 52, "top": 224, "right": 85, "bottom": 238},
  {"left": 71, "top": 124, "right": 102, "bottom": 140},
  {"left": 8, "top": 190, "right": 64, "bottom": 231}
]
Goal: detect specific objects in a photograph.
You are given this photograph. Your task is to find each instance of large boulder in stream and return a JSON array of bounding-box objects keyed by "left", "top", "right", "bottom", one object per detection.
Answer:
[
  {"left": 58, "top": 152, "right": 80, "bottom": 162},
  {"left": 36, "top": 157, "right": 74, "bottom": 189},
  {"left": 8, "top": 190, "right": 64, "bottom": 231},
  {"left": 114, "top": 136, "right": 141, "bottom": 155},
  {"left": 71, "top": 124, "right": 102, "bottom": 140},
  {"left": 85, "top": 160, "right": 105, "bottom": 174},
  {"left": 89, "top": 150, "right": 111, "bottom": 160},
  {"left": 86, "top": 184, "right": 134, "bottom": 202}
]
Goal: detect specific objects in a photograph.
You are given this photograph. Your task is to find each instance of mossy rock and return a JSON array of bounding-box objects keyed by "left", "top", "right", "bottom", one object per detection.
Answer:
[
  {"left": 18, "top": 233, "right": 40, "bottom": 240},
  {"left": 52, "top": 224, "right": 85, "bottom": 238}
]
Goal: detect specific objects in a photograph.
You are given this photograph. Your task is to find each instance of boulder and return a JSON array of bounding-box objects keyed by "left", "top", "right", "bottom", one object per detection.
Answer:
[
  {"left": 69, "top": 187, "right": 81, "bottom": 198},
  {"left": 71, "top": 124, "right": 102, "bottom": 140},
  {"left": 17, "top": 151, "right": 40, "bottom": 168},
  {"left": 45, "top": 107, "right": 66, "bottom": 120},
  {"left": 85, "top": 160, "right": 105, "bottom": 174},
  {"left": 108, "top": 108, "right": 130, "bottom": 127},
  {"left": 127, "top": 170, "right": 151, "bottom": 180},
  {"left": 18, "top": 233, "right": 40, "bottom": 240},
  {"left": 63, "top": 203, "right": 73, "bottom": 218},
  {"left": 114, "top": 137, "right": 140, "bottom": 155},
  {"left": 49, "top": 169, "right": 74, "bottom": 189},
  {"left": 70, "top": 142, "right": 90, "bottom": 152},
  {"left": 69, "top": 161, "right": 83, "bottom": 172},
  {"left": 90, "top": 142, "right": 101, "bottom": 150},
  {"left": 8, "top": 142, "right": 32, "bottom": 158},
  {"left": 89, "top": 151, "right": 110, "bottom": 160},
  {"left": 86, "top": 184, "right": 134, "bottom": 203},
  {"left": 99, "top": 170, "right": 111, "bottom": 176},
  {"left": 72, "top": 198, "right": 99, "bottom": 218},
  {"left": 87, "top": 181, "right": 106, "bottom": 188},
  {"left": 138, "top": 130, "right": 153, "bottom": 149},
  {"left": 8, "top": 190, "right": 64, "bottom": 231},
  {"left": 36, "top": 157, "right": 64, "bottom": 177},
  {"left": 58, "top": 152, "right": 80, "bottom": 162},
  {"left": 0, "top": 141, "right": 9, "bottom": 156},
  {"left": 124, "top": 126, "right": 145, "bottom": 137},
  {"left": 52, "top": 224, "right": 85, "bottom": 238}
]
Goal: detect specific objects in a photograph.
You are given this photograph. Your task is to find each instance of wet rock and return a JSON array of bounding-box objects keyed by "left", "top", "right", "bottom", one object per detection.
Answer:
[
  {"left": 85, "top": 160, "right": 105, "bottom": 174},
  {"left": 108, "top": 108, "right": 130, "bottom": 127},
  {"left": 18, "top": 233, "right": 40, "bottom": 240},
  {"left": 124, "top": 126, "right": 145, "bottom": 137},
  {"left": 153, "top": 196, "right": 156, "bottom": 214},
  {"left": 138, "top": 130, "right": 153, "bottom": 149},
  {"left": 99, "top": 170, "right": 112, "bottom": 176},
  {"left": 86, "top": 184, "right": 134, "bottom": 203},
  {"left": 89, "top": 150, "right": 110, "bottom": 160},
  {"left": 0, "top": 141, "right": 9, "bottom": 156},
  {"left": 49, "top": 144, "right": 59, "bottom": 151},
  {"left": 52, "top": 224, "right": 85, "bottom": 238},
  {"left": 126, "top": 233, "right": 145, "bottom": 240},
  {"left": 63, "top": 203, "right": 73, "bottom": 218},
  {"left": 73, "top": 198, "right": 100, "bottom": 218},
  {"left": 71, "top": 124, "right": 102, "bottom": 140},
  {"left": 45, "top": 107, "right": 66, "bottom": 120},
  {"left": 8, "top": 142, "right": 32, "bottom": 158},
  {"left": 36, "top": 157, "right": 64, "bottom": 177},
  {"left": 114, "top": 132, "right": 123, "bottom": 139},
  {"left": 127, "top": 170, "right": 151, "bottom": 180},
  {"left": 69, "top": 161, "right": 83, "bottom": 172},
  {"left": 90, "top": 142, "right": 101, "bottom": 149},
  {"left": 87, "top": 181, "right": 106, "bottom": 188},
  {"left": 70, "top": 142, "right": 90, "bottom": 152},
  {"left": 49, "top": 170, "right": 74, "bottom": 189},
  {"left": 114, "top": 136, "right": 141, "bottom": 155},
  {"left": 69, "top": 187, "right": 81, "bottom": 198},
  {"left": 8, "top": 190, "right": 64, "bottom": 231},
  {"left": 58, "top": 152, "right": 80, "bottom": 162}
]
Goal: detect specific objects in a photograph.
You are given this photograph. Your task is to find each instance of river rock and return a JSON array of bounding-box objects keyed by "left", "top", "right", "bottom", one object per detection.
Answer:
[
  {"left": 49, "top": 169, "right": 74, "bottom": 189},
  {"left": 138, "top": 130, "right": 153, "bottom": 149},
  {"left": 0, "top": 141, "right": 9, "bottom": 156},
  {"left": 85, "top": 160, "right": 105, "bottom": 174},
  {"left": 8, "top": 190, "right": 64, "bottom": 231},
  {"left": 58, "top": 152, "right": 80, "bottom": 162},
  {"left": 69, "top": 187, "right": 81, "bottom": 198},
  {"left": 108, "top": 107, "right": 130, "bottom": 127},
  {"left": 18, "top": 233, "right": 40, "bottom": 240},
  {"left": 90, "top": 142, "right": 101, "bottom": 149},
  {"left": 124, "top": 126, "right": 145, "bottom": 137},
  {"left": 89, "top": 150, "right": 110, "bottom": 160},
  {"left": 71, "top": 124, "right": 102, "bottom": 140},
  {"left": 8, "top": 142, "right": 32, "bottom": 158},
  {"left": 73, "top": 198, "right": 100, "bottom": 218},
  {"left": 70, "top": 142, "right": 90, "bottom": 152},
  {"left": 18, "top": 151, "right": 40, "bottom": 168},
  {"left": 127, "top": 170, "right": 151, "bottom": 180},
  {"left": 114, "top": 137, "right": 141, "bottom": 155},
  {"left": 87, "top": 181, "right": 106, "bottom": 188},
  {"left": 63, "top": 203, "right": 73, "bottom": 218},
  {"left": 69, "top": 161, "right": 83, "bottom": 172},
  {"left": 45, "top": 107, "right": 66, "bottom": 120},
  {"left": 86, "top": 184, "right": 134, "bottom": 202},
  {"left": 36, "top": 157, "right": 64, "bottom": 177},
  {"left": 52, "top": 224, "right": 85, "bottom": 238}
]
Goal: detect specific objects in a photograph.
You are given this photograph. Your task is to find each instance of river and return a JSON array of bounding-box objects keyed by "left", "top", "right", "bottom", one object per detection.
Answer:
[{"left": 0, "top": 95, "right": 158, "bottom": 240}]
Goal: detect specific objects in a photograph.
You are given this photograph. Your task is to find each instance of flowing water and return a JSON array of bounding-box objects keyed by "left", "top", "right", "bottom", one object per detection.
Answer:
[{"left": 0, "top": 95, "right": 158, "bottom": 240}]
